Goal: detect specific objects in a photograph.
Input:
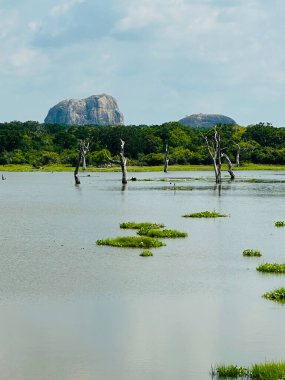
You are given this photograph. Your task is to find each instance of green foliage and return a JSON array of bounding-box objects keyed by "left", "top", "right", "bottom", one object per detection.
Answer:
[
  {"left": 275, "top": 221, "right": 285, "bottom": 227},
  {"left": 96, "top": 236, "right": 165, "bottom": 248},
  {"left": 140, "top": 250, "right": 153, "bottom": 257},
  {"left": 138, "top": 228, "right": 188, "bottom": 238},
  {"left": 183, "top": 211, "right": 228, "bottom": 218},
  {"left": 120, "top": 222, "right": 165, "bottom": 229},
  {"left": 257, "top": 263, "right": 285, "bottom": 273},
  {"left": 262, "top": 287, "right": 285, "bottom": 303},
  {"left": 243, "top": 249, "right": 262, "bottom": 257},
  {"left": 251, "top": 361, "right": 285, "bottom": 379},
  {"left": 214, "top": 364, "right": 248, "bottom": 378}
]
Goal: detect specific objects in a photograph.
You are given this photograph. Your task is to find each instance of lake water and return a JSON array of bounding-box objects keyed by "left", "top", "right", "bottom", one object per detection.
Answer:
[{"left": 0, "top": 170, "right": 285, "bottom": 379}]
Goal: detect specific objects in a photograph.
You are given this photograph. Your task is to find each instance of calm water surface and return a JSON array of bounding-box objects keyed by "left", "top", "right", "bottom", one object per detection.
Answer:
[{"left": 0, "top": 171, "right": 285, "bottom": 379}]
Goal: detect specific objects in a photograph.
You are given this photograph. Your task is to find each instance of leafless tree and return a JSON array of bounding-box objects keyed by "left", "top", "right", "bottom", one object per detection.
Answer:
[
  {"left": 164, "top": 143, "right": 169, "bottom": 173},
  {"left": 221, "top": 153, "right": 235, "bottom": 180},
  {"left": 74, "top": 139, "right": 89, "bottom": 185},
  {"left": 105, "top": 139, "right": 128, "bottom": 184}
]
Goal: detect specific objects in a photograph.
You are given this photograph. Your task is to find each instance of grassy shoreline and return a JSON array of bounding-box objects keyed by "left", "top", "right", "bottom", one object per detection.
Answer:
[{"left": 1, "top": 163, "right": 285, "bottom": 172}]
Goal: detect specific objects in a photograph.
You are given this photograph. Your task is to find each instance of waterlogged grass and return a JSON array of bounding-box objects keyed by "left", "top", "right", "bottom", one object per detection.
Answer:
[
  {"left": 120, "top": 221, "right": 165, "bottom": 230},
  {"left": 213, "top": 362, "right": 285, "bottom": 379},
  {"left": 251, "top": 361, "right": 285, "bottom": 379},
  {"left": 214, "top": 364, "right": 248, "bottom": 378},
  {"left": 243, "top": 249, "right": 262, "bottom": 257},
  {"left": 262, "top": 287, "right": 285, "bottom": 303},
  {"left": 275, "top": 221, "right": 285, "bottom": 227},
  {"left": 96, "top": 236, "right": 165, "bottom": 248},
  {"left": 183, "top": 211, "right": 228, "bottom": 218},
  {"left": 257, "top": 263, "right": 285, "bottom": 274},
  {"left": 138, "top": 228, "right": 188, "bottom": 238},
  {"left": 140, "top": 250, "right": 153, "bottom": 257}
]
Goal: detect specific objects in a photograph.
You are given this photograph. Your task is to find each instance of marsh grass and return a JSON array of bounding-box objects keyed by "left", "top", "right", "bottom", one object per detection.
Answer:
[
  {"left": 138, "top": 228, "right": 188, "bottom": 238},
  {"left": 275, "top": 221, "right": 285, "bottom": 227},
  {"left": 243, "top": 249, "right": 262, "bottom": 257},
  {"left": 120, "top": 222, "right": 165, "bottom": 229},
  {"left": 262, "top": 287, "right": 285, "bottom": 303},
  {"left": 214, "top": 364, "right": 248, "bottom": 378},
  {"left": 140, "top": 251, "right": 153, "bottom": 257},
  {"left": 257, "top": 263, "right": 285, "bottom": 274},
  {"left": 183, "top": 211, "right": 228, "bottom": 218},
  {"left": 96, "top": 236, "right": 165, "bottom": 248},
  {"left": 213, "top": 362, "right": 285, "bottom": 379}
]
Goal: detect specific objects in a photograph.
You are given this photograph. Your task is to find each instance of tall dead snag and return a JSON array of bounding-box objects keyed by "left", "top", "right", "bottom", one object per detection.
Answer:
[
  {"left": 205, "top": 127, "right": 222, "bottom": 184},
  {"left": 105, "top": 139, "right": 128, "bottom": 184},
  {"left": 164, "top": 143, "right": 169, "bottom": 173},
  {"left": 235, "top": 143, "right": 241, "bottom": 167},
  {"left": 74, "top": 139, "right": 89, "bottom": 185},
  {"left": 221, "top": 153, "right": 235, "bottom": 180}
]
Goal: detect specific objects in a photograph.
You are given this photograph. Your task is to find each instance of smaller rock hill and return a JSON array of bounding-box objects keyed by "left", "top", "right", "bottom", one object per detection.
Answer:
[{"left": 179, "top": 113, "right": 236, "bottom": 128}]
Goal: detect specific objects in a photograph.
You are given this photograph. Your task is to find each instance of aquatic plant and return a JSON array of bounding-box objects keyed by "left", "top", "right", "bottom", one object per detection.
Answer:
[
  {"left": 257, "top": 263, "right": 285, "bottom": 273},
  {"left": 138, "top": 228, "right": 188, "bottom": 238},
  {"left": 140, "top": 251, "right": 153, "bottom": 257},
  {"left": 262, "top": 287, "right": 285, "bottom": 303},
  {"left": 96, "top": 236, "right": 165, "bottom": 248},
  {"left": 183, "top": 211, "right": 228, "bottom": 218},
  {"left": 120, "top": 221, "right": 165, "bottom": 229},
  {"left": 243, "top": 249, "right": 262, "bottom": 257},
  {"left": 275, "top": 221, "right": 285, "bottom": 227},
  {"left": 213, "top": 364, "right": 248, "bottom": 378},
  {"left": 212, "top": 362, "right": 285, "bottom": 379}
]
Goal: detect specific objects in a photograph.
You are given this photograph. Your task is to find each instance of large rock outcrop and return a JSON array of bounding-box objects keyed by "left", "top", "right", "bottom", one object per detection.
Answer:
[
  {"left": 44, "top": 94, "right": 124, "bottom": 125},
  {"left": 179, "top": 113, "right": 236, "bottom": 128}
]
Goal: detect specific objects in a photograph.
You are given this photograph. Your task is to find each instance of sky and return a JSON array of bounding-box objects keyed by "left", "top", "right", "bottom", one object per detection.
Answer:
[{"left": 1, "top": 0, "right": 285, "bottom": 126}]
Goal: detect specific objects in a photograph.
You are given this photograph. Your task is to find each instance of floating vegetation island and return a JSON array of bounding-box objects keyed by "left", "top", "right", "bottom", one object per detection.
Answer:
[
  {"left": 257, "top": 263, "right": 285, "bottom": 273},
  {"left": 138, "top": 228, "right": 187, "bottom": 238},
  {"left": 275, "top": 221, "right": 285, "bottom": 227},
  {"left": 243, "top": 249, "right": 262, "bottom": 257},
  {"left": 183, "top": 211, "right": 228, "bottom": 218},
  {"left": 262, "top": 287, "right": 285, "bottom": 303},
  {"left": 120, "top": 222, "right": 165, "bottom": 229},
  {"left": 140, "top": 251, "right": 153, "bottom": 257},
  {"left": 212, "top": 361, "right": 285, "bottom": 379},
  {"left": 96, "top": 236, "right": 165, "bottom": 248}
]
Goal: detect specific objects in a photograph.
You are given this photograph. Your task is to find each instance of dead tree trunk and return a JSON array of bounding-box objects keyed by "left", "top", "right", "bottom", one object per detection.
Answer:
[
  {"left": 74, "top": 140, "right": 89, "bottom": 185},
  {"left": 235, "top": 144, "right": 240, "bottom": 167},
  {"left": 164, "top": 143, "right": 169, "bottom": 173},
  {"left": 221, "top": 153, "right": 235, "bottom": 180},
  {"left": 205, "top": 127, "right": 221, "bottom": 184},
  {"left": 105, "top": 139, "right": 128, "bottom": 184}
]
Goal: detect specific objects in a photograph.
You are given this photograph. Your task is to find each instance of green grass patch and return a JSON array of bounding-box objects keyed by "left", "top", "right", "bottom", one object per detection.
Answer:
[
  {"left": 262, "top": 287, "right": 285, "bottom": 303},
  {"left": 213, "top": 364, "right": 248, "bottom": 378},
  {"left": 213, "top": 362, "right": 285, "bottom": 379},
  {"left": 183, "top": 211, "right": 228, "bottom": 218},
  {"left": 140, "top": 250, "right": 153, "bottom": 257},
  {"left": 243, "top": 249, "right": 262, "bottom": 257},
  {"left": 275, "top": 221, "right": 285, "bottom": 227},
  {"left": 138, "top": 228, "right": 187, "bottom": 238},
  {"left": 96, "top": 236, "right": 165, "bottom": 248},
  {"left": 257, "top": 263, "right": 285, "bottom": 273},
  {"left": 120, "top": 221, "right": 165, "bottom": 229},
  {"left": 251, "top": 361, "right": 285, "bottom": 379}
]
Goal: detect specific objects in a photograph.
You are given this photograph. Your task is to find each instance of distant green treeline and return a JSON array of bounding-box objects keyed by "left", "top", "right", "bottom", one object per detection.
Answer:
[{"left": 0, "top": 121, "right": 285, "bottom": 167}]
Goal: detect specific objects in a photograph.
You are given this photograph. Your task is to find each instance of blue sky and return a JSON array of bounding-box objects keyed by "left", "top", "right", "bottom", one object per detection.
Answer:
[{"left": 1, "top": 0, "right": 285, "bottom": 126}]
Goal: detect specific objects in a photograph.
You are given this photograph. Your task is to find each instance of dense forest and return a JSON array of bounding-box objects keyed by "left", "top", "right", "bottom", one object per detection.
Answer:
[{"left": 0, "top": 121, "right": 285, "bottom": 167}]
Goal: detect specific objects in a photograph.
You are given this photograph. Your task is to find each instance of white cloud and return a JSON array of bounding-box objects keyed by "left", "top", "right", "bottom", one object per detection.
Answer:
[
  {"left": 10, "top": 48, "right": 49, "bottom": 75},
  {"left": 50, "top": 0, "right": 85, "bottom": 17}
]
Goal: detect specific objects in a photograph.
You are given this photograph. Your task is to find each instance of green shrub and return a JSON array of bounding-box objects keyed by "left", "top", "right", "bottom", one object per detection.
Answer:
[
  {"left": 257, "top": 263, "right": 285, "bottom": 273},
  {"left": 140, "top": 251, "right": 153, "bottom": 257},
  {"left": 251, "top": 361, "right": 285, "bottom": 379},
  {"left": 275, "top": 221, "right": 285, "bottom": 227},
  {"left": 183, "top": 211, "right": 228, "bottom": 218},
  {"left": 243, "top": 249, "right": 262, "bottom": 257},
  {"left": 96, "top": 236, "right": 165, "bottom": 248},
  {"left": 214, "top": 364, "right": 248, "bottom": 378},
  {"left": 262, "top": 287, "right": 285, "bottom": 303},
  {"left": 138, "top": 228, "right": 187, "bottom": 238},
  {"left": 120, "top": 222, "right": 165, "bottom": 229}
]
